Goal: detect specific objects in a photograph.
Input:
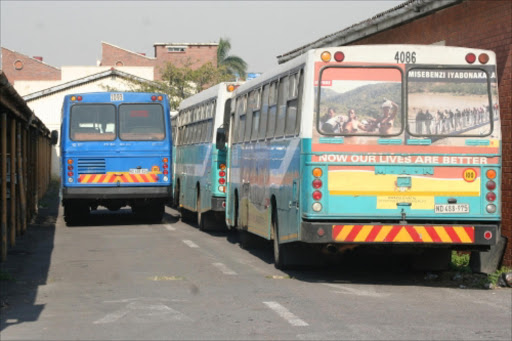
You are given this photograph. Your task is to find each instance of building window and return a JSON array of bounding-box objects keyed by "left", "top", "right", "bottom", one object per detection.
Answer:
[
  {"left": 14, "top": 59, "right": 23, "bottom": 70},
  {"left": 115, "top": 61, "right": 124, "bottom": 66},
  {"left": 167, "top": 46, "right": 186, "bottom": 53}
]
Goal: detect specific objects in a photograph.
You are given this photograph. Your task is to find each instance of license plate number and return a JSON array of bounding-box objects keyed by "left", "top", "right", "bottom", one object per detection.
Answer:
[
  {"left": 435, "top": 204, "right": 469, "bottom": 214},
  {"left": 129, "top": 168, "right": 148, "bottom": 174}
]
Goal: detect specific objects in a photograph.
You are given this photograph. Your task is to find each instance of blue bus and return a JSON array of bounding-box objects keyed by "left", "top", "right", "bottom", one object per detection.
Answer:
[
  {"left": 216, "top": 45, "right": 501, "bottom": 269},
  {"left": 173, "top": 83, "right": 240, "bottom": 230},
  {"left": 60, "top": 92, "right": 172, "bottom": 224}
]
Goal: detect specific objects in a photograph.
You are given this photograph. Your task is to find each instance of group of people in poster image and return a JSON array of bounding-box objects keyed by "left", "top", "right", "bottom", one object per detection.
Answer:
[
  {"left": 320, "top": 101, "right": 498, "bottom": 136},
  {"left": 320, "top": 99, "right": 399, "bottom": 135}
]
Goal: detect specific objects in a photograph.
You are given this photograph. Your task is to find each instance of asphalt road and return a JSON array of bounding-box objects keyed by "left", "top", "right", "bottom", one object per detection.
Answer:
[{"left": 1, "top": 206, "right": 511, "bottom": 340}]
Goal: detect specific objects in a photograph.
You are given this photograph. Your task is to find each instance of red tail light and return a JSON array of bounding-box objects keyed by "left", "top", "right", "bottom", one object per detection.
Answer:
[
  {"left": 68, "top": 172, "right": 73, "bottom": 177},
  {"left": 313, "top": 191, "right": 322, "bottom": 200},
  {"left": 219, "top": 170, "right": 226, "bottom": 177},
  {"left": 484, "top": 231, "right": 493, "bottom": 240},
  {"left": 334, "top": 51, "right": 345, "bottom": 62},
  {"left": 219, "top": 178, "right": 226, "bottom": 185},
  {"left": 163, "top": 170, "right": 169, "bottom": 175},
  {"left": 486, "top": 192, "right": 496, "bottom": 202},
  {"left": 486, "top": 181, "right": 496, "bottom": 190},
  {"left": 312, "top": 179, "right": 322, "bottom": 189}
]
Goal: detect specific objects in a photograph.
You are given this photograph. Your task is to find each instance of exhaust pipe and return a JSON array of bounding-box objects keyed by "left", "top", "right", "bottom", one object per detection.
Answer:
[{"left": 326, "top": 244, "right": 338, "bottom": 254}]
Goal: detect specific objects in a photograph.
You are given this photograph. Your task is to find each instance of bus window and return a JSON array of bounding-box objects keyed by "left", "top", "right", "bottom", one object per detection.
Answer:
[
  {"left": 237, "top": 96, "right": 247, "bottom": 143},
  {"left": 285, "top": 71, "right": 302, "bottom": 135},
  {"left": 275, "top": 76, "right": 289, "bottom": 137},
  {"left": 318, "top": 67, "right": 402, "bottom": 136},
  {"left": 119, "top": 104, "right": 165, "bottom": 141},
  {"left": 266, "top": 81, "right": 278, "bottom": 138},
  {"left": 249, "top": 89, "right": 261, "bottom": 141},
  {"left": 407, "top": 68, "right": 492, "bottom": 137},
  {"left": 70, "top": 104, "right": 116, "bottom": 141},
  {"left": 206, "top": 119, "right": 213, "bottom": 142},
  {"left": 258, "top": 84, "right": 270, "bottom": 140}
]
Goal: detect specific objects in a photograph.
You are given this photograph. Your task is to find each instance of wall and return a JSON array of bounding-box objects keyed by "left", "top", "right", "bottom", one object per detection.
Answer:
[
  {"left": 350, "top": 0, "right": 512, "bottom": 266},
  {"left": 1, "top": 47, "right": 61, "bottom": 83}
]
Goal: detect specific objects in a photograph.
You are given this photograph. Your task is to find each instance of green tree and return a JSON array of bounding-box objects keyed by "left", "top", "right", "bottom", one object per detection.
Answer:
[
  {"left": 103, "top": 60, "right": 231, "bottom": 110},
  {"left": 217, "top": 37, "right": 248, "bottom": 80}
]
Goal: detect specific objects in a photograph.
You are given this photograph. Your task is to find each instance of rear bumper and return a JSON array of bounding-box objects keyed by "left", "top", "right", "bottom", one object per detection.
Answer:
[
  {"left": 211, "top": 196, "right": 226, "bottom": 212},
  {"left": 62, "top": 186, "right": 171, "bottom": 200},
  {"left": 300, "top": 221, "right": 498, "bottom": 246}
]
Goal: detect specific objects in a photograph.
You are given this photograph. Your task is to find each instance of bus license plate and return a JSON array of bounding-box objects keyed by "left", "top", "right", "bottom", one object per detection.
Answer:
[
  {"left": 434, "top": 204, "right": 469, "bottom": 214},
  {"left": 129, "top": 168, "right": 148, "bottom": 174}
]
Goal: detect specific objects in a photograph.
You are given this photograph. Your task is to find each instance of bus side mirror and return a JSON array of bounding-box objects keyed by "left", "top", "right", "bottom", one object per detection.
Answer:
[
  {"left": 216, "top": 127, "right": 226, "bottom": 150},
  {"left": 51, "top": 130, "right": 59, "bottom": 145}
]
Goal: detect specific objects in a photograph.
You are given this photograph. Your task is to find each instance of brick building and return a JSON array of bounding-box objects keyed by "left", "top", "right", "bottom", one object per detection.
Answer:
[
  {"left": 100, "top": 41, "right": 218, "bottom": 81},
  {"left": 278, "top": 0, "right": 511, "bottom": 267},
  {"left": 1, "top": 47, "right": 61, "bottom": 84}
]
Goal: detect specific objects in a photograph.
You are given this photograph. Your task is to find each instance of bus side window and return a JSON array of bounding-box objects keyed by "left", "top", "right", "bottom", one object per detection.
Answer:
[
  {"left": 259, "top": 84, "right": 269, "bottom": 140},
  {"left": 206, "top": 119, "right": 213, "bottom": 143},
  {"left": 275, "top": 76, "right": 289, "bottom": 137},
  {"left": 233, "top": 98, "right": 240, "bottom": 144},
  {"left": 285, "top": 71, "right": 302, "bottom": 136},
  {"left": 249, "top": 89, "right": 261, "bottom": 141},
  {"left": 244, "top": 93, "right": 253, "bottom": 142},
  {"left": 237, "top": 96, "right": 247, "bottom": 143},
  {"left": 266, "top": 81, "right": 278, "bottom": 138}
]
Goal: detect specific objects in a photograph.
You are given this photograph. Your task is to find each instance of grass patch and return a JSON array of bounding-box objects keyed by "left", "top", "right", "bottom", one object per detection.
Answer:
[{"left": 488, "top": 266, "right": 512, "bottom": 286}]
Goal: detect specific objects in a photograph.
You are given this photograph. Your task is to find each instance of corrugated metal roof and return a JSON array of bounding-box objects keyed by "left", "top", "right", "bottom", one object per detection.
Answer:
[{"left": 277, "top": 0, "right": 461, "bottom": 64}]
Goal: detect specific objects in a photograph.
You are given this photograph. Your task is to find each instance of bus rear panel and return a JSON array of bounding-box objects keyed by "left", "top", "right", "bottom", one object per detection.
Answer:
[{"left": 61, "top": 92, "right": 172, "bottom": 224}]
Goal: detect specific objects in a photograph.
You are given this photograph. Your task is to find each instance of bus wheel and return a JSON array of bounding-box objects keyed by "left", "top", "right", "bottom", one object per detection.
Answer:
[
  {"left": 64, "top": 201, "right": 89, "bottom": 226},
  {"left": 272, "top": 206, "right": 294, "bottom": 269},
  {"left": 197, "top": 192, "right": 209, "bottom": 231}
]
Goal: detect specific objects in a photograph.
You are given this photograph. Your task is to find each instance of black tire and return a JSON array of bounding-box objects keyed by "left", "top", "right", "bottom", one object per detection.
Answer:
[
  {"left": 197, "top": 190, "right": 207, "bottom": 231},
  {"left": 272, "top": 205, "right": 292, "bottom": 269},
  {"left": 64, "top": 201, "right": 89, "bottom": 226}
]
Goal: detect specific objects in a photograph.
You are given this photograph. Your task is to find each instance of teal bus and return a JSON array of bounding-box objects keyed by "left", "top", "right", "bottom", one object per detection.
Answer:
[
  {"left": 216, "top": 45, "right": 501, "bottom": 269},
  {"left": 60, "top": 92, "right": 172, "bottom": 224},
  {"left": 173, "top": 83, "right": 240, "bottom": 230}
]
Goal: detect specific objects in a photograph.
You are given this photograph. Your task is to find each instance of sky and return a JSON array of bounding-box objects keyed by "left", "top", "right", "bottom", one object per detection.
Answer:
[{"left": 1, "top": 1, "right": 403, "bottom": 73}]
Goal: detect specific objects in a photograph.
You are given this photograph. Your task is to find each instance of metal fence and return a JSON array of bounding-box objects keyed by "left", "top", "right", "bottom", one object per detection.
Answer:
[{"left": 0, "top": 71, "right": 55, "bottom": 262}]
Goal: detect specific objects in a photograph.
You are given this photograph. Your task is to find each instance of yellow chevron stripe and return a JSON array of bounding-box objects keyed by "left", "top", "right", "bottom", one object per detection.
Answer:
[
  {"left": 103, "top": 174, "right": 113, "bottom": 182},
  {"left": 374, "top": 225, "right": 393, "bottom": 242},
  {"left": 434, "top": 226, "right": 452, "bottom": 243},
  {"left": 353, "top": 225, "right": 373, "bottom": 242},
  {"left": 454, "top": 226, "right": 472, "bottom": 243},
  {"left": 135, "top": 174, "right": 144, "bottom": 182},
  {"left": 91, "top": 174, "right": 101, "bottom": 183},
  {"left": 415, "top": 226, "right": 434, "bottom": 243},
  {"left": 394, "top": 227, "right": 414, "bottom": 242},
  {"left": 83, "top": 174, "right": 92, "bottom": 183},
  {"left": 330, "top": 191, "right": 480, "bottom": 197},
  {"left": 336, "top": 225, "right": 354, "bottom": 241}
]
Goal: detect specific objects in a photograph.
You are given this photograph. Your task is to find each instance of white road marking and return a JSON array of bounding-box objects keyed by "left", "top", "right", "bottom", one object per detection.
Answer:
[
  {"left": 323, "top": 283, "right": 389, "bottom": 298},
  {"left": 263, "top": 301, "right": 309, "bottom": 327},
  {"left": 165, "top": 224, "right": 176, "bottom": 231},
  {"left": 212, "top": 262, "right": 237, "bottom": 275},
  {"left": 94, "top": 299, "right": 191, "bottom": 324},
  {"left": 183, "top": 239, "right": 199, "bottom": 248}
]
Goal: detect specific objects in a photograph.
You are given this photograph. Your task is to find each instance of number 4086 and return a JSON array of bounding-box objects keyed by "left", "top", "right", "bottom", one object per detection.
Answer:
[{"left": 394, "top": 51, "right": 416, "bottom": 64}]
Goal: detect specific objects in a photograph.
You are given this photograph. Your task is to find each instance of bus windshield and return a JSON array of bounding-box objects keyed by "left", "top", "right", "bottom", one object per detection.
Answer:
[
  {"left": 317, "top": 66, "right": 402, "bottom": 136},
  {"left": 119, "top": 103, "right": 165, "bottom": 141},
  {"left": 407, "top": 68, "right": 492, "bottom": 137},
  {"left": 70, "top": 104, "right": 116, "bottom": 141}
]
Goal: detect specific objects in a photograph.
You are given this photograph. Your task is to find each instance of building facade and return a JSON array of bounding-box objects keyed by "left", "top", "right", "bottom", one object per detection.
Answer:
[{"left": 100, "top": 42, "right": 218, "bottom": 81}]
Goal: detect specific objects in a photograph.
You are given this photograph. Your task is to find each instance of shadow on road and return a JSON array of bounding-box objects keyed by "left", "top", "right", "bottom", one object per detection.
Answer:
[{"left": 0, "top": 182, "right": 59, "bottom": 332}]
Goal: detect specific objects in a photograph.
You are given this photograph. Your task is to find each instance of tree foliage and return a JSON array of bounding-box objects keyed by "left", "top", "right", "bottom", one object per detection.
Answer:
[
  {"left": 103, "top": 59, "right": 231, "bottom": 110},
  {"left": 217, "top": 37, "right": 248, "bottom": 80}
]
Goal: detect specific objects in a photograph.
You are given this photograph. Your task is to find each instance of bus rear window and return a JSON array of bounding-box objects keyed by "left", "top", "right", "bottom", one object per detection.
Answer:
[
  {"left": 317, "top": 67, "right": 402, "bottom": 136},
  {"left": 407, "top": 68, "right": 492, "bottom": 137},
  {"left": 70, "top": 104, "right": 116, "bottom": 141},
  {"left": 119, "top": 104, "right": 165, "bottom": 141}
]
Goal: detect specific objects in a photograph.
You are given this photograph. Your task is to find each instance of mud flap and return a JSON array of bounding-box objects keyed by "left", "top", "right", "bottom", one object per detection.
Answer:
[{"left": 470, "top": 235, "right": 507, "bottom": 274}]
